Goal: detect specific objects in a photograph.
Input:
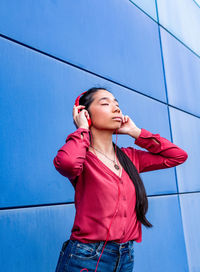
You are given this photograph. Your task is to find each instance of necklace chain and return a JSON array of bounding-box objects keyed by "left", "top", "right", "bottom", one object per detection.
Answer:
[{"left": 89, "top": 145, "right": 120, "bottom": 170}]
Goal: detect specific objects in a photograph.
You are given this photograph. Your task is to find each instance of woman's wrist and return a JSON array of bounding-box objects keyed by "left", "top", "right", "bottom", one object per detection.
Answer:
[
  {"left": 78, "top": 126, "right": 89, "bottom": 130},
  {"left": 128, "top": 127, "right": 142, "bottom": 139}
]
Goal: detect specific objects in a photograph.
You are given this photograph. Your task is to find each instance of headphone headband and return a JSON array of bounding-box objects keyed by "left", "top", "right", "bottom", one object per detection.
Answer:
[{"left": 74, "top": 91, "right": 87, "bottom": 106}]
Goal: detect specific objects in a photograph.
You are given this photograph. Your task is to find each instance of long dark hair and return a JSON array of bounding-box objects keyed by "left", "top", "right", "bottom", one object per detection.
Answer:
[{"left": 79, "top": 87, "right": 153, "bottom": 228}]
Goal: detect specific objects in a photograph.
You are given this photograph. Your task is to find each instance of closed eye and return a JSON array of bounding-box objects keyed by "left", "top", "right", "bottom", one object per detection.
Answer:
[{"left": 101, "top": 103, "right": 120, "bottom": 107}]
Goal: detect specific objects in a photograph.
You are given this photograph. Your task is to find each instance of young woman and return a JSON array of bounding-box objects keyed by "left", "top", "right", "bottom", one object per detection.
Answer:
[{"left": 53, "top": 87, "right": 188, "bottom": 272}]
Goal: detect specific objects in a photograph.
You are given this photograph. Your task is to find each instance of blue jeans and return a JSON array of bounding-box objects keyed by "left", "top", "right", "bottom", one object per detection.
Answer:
[{"left": 55, "top": 239, "right": 134, "bottom": 272}]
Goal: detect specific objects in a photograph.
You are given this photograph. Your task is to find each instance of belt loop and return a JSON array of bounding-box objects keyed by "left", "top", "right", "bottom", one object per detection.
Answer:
[
  {"left": 130, "top": 240, "right": 134, "bottom": 248},
  {"left": 119, "top": 242, "right": 128, "bottom": 250},
  {"left": 97, "top": 241, "right": 105, "bottom": 253}
]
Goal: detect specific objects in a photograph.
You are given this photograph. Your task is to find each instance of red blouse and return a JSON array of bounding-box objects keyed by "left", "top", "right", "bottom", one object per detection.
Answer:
[{"left": 53, "top": 128, "right": 188, "bottom": 243}]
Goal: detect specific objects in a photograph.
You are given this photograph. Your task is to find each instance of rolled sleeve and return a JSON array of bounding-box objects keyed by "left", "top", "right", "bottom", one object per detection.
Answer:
[
  {"left": 122, "top": 128, "right": 188, "bottom": 173},
  {"left": 53, "top": 128, "right": 91, "bottom": 182}
]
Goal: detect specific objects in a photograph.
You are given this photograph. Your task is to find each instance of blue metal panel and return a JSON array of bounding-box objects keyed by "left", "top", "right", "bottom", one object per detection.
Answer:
[
  {"left": 141, "top": 169, "right": 177, "bottom": 196},
  {"left": 160, "top": 28, "right": 200, "bottom": 116},
  {"left": 134, "top": 195, "right": 189, "bottom": 271},
  {"left": 0, "top": 0, "right": 166, "bottom": 101},
  {"left": 169, "top": 107, "right": 199, "bottom": 192},
  {"left": 157, "top": 0, "right": 200, "bottom": 56},
  {"left": 0, "top": 204, "right": 75, "bottom": 272},
  {"left": 129, "top": 0, "right": 157, "bottom": 21},
  {"left": 180, "top": 193, "right": 200, "bottom": 272},
  {"left": 111, "top": 87, "right": 177, "bottom": 196}
]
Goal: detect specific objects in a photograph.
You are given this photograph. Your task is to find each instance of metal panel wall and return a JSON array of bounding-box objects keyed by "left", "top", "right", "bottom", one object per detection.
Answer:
[
  {"left": 157, "top": 0, "right": 200, "bottom": 56},
  {"left": 0, "top": 0, "right": 198, "bottom": 271}
]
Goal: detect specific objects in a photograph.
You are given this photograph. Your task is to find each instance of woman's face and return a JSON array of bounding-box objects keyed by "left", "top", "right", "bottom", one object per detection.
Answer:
[{"left": 88, "top": 89, "right": 123, "bottom": 130}]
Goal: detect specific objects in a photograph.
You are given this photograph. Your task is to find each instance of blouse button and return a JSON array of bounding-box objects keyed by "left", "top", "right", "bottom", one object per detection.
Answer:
[
  {"left": 120, "top": 180, "right": 123, "bottom": 184},
  {"left": 124, "top": 211, "right": 127, "bottom": 217},
  {"left": 123, "top": 196, "right": 126, "bottom": 200}
]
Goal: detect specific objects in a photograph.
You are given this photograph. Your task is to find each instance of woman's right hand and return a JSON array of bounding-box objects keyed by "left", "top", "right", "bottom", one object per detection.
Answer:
[{"left": 73, "top": 105, "right": 90, "bottom": 129}]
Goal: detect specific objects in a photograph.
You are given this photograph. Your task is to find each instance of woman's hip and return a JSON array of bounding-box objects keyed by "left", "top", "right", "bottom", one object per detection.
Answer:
[{"left": 55, "top": 239, "right": 134, "bottom": 272}]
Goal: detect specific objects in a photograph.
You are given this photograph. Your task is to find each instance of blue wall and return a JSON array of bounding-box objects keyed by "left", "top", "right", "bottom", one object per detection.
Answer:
[{"left": 0, "top": 1, "right": 199, "bottom": 271}]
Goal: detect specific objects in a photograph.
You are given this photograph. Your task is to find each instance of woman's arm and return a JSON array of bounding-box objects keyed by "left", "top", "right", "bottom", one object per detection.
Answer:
[
  {"left": 122, "top": 128, "right": 188, "bottom": 173},
  {"left": 53, "top": 127, "right": 90, "bottom": 180}
]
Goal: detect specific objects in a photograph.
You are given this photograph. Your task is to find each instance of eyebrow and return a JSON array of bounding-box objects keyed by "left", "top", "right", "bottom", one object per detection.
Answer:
[{"left": 98, "top": 97, "right": 119, "bottom": 103}]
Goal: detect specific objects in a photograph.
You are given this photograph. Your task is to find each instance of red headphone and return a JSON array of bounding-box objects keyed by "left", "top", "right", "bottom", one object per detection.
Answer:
[
  {"left": 74, "top": 91, "right": 92, "bottom": 128},
  {"left": 74, "top": 91, "right": 121, "bottom": 272}
]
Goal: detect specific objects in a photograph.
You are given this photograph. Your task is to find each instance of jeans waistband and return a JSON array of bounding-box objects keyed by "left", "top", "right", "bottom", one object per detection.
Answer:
[
  {"left": 98, "top": 240, "right": 134, "bottom": 252},
  {"left": 69, "top": 239, "right": 134, "bottom": 253}
]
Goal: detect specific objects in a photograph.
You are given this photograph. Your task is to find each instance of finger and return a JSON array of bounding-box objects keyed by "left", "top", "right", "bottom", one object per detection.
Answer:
[
  {"left": 123, "top": 115, "right": 128, "bottom": 123},
  {"left": 84, "top": 111, "right": 89, "bottom": 120},
  {"left": 86, "top": 112, "right": 90, "bottom": 120},
  {"left": 73, "top": 105, "right": 85, "bottom": 112},
  {"left": 76, "top": 105, "right": 85, "bottom": 108},
  {"left": 73, "top": 105, "right": 85, "bottom": 116}
]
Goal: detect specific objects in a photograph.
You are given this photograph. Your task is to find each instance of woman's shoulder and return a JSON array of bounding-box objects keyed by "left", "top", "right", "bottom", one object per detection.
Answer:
[{"left": 120, "top": 146, "right": 137, "bottom": 162}]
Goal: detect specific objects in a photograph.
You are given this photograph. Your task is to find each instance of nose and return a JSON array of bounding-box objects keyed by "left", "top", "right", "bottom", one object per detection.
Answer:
[{"left": 113, "top": 105, "right": 121, "bottom": 113}]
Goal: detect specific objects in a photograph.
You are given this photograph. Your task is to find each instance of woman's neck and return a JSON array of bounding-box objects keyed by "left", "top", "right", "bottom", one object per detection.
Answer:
[{"left": 89, "top": 127, "right": 115, "bottom": 156}]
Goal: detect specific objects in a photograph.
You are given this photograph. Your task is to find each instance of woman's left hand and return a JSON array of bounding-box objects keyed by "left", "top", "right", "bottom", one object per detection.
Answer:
[{"left": 113, "top": 115, "right": 141, "bottom": 138}]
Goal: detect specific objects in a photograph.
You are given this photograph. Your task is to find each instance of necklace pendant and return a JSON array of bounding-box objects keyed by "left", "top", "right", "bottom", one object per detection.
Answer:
[{"left": 114, "top": 164, "right": 120, "bottom": 170}]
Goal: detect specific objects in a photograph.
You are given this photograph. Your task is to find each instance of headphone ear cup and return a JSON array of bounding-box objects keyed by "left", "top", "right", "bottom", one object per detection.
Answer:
[
  {"left": 74, "top": 91, "right": 91, "bottom": 128},
  {"left": 74, "top": 103, "right": 91, "bottom": 127}
]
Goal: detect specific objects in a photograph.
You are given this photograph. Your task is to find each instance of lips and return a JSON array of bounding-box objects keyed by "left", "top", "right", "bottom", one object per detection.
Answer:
[{"left": 112, "top": 117, "right": 122, "bottom": 121}]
